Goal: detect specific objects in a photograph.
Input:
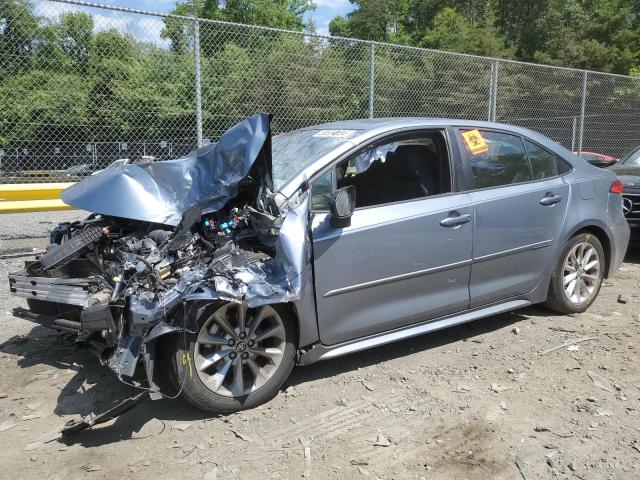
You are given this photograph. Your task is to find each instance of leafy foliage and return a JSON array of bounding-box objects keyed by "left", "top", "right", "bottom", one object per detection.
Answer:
[
  {"left": 1, "top": 0, "right": 640, "bottom": 170},
  {"left": 330, "top": 0, "right": 640, "bottom": 75}
]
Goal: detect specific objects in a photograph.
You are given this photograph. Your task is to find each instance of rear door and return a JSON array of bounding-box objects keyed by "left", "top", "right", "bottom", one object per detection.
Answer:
[
  {"left": 310, "top": 129, "right": 474, "bottom": 345},
  {"left": 456, "top": 129, "right": 570, "bottom": 307}
]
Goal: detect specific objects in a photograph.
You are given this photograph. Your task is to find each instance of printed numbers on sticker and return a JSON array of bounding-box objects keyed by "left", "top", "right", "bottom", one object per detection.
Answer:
[{"left": 312, "top": 129, "right": 356, "bottom": 138}]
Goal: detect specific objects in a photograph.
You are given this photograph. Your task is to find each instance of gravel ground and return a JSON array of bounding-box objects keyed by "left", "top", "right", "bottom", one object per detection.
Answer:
[
  {"left": 0, "top": 211, "right": 88, "bottom": 240},
  {"left": 0, "top": 213, "right": 639, "bottom": 480},
  {"left": 0, "top": 210, "right": 88, "bottom": 256}
]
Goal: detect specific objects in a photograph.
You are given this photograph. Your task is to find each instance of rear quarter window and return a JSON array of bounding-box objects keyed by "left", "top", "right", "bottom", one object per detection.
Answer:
[
  {"left": 524, "top": 140, "right": 558, "bottom": 179},
  {"left": 557, "top": 156, "right": 572, "bottom": 174}
]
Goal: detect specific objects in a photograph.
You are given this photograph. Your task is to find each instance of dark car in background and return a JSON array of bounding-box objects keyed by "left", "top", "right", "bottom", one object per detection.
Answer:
[
  {"left": 574, "top": 151, "right": 618, "bottom": 168},
  {"left": 610, "top": 145, "right": 640, "bottom": 243}
]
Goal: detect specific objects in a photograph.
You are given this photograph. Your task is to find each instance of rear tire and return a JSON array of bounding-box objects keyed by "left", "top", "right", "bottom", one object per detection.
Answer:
[
  {"left": 544, "top": 233, "right": 605, "bottom": 314},
  {"left": 168, "top": 302, "right": 296, "bottom": 414}
]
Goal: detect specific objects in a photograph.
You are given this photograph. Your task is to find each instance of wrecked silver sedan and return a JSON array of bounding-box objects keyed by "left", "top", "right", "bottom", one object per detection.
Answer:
[{"left": 8, "top": 114, "right": 629, "bottom": 414}]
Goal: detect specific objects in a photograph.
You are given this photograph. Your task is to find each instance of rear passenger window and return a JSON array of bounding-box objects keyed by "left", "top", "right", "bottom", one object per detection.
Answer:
[
  {"left": 524, "top": 140, "right": 558, "bottom": 179},
  {"left": 461, "top": 130, "right": 532, "bottom": 189}
]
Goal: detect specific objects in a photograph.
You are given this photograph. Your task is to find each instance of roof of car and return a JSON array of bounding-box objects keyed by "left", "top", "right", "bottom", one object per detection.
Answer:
[
  {"left": 302, "top": 117, "right": 559, "bottom": 154},
  {"left": 277, "top": 116, "right": 595, "bottom": 197},
  {"left": 309, "top": 117, "right": 528, "bottom": 132},
  {"left": 304, "top": 117, "right": 558, "bottom": 149}
]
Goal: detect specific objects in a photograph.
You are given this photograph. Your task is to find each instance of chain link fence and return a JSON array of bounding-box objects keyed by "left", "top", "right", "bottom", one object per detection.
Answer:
[{"left": 2, "top": 0, "right": 640, "bottom": 182}]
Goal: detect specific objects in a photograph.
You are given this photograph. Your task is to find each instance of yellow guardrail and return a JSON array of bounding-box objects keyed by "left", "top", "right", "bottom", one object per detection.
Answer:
[{"left": 0, "top": 183, "right": 76, "bottom": 213}]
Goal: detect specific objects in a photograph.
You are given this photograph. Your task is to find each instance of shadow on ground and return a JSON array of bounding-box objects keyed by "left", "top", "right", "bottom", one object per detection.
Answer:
[
  {"left": 623, "top": 245, "right": 640, "bottom": 264},
  {"left": 289, "top": 309, "right": 528, "bottom": 387},
  {"left": 0, "top": 307, "right": 529, "bottom": 447}
]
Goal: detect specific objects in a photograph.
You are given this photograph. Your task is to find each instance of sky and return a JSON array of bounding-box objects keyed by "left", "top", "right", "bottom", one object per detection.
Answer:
[
  {"left": 307, "top": 0, "right": 354, "bottom": 35},
  {"left": 52, "top": 0, "right": 356, "bottom": 36}
]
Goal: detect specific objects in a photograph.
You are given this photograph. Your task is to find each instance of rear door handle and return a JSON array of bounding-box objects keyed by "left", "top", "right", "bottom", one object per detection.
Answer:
[
  {"left": 440, "top": 213, "right": 471, "bottom": 227},
  {"left": 540, "top": 194, "right": 563, "bottom": 206}
]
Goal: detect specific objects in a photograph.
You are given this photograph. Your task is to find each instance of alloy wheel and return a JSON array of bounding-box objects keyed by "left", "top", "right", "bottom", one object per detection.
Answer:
[
  {"left": 194, "top": 303, "right": 286, "bottom": 398},
  {"left": 562, "top": 241, "right": 601, "bottom": 305}
]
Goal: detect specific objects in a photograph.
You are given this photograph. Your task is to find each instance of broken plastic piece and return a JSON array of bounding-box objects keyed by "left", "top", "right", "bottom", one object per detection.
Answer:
[
  {"left": 40, "top": 226, "right": 102, "bottom": 270},
  {"left": 60, "top": 392, "right": 148, "bottom": 437}
]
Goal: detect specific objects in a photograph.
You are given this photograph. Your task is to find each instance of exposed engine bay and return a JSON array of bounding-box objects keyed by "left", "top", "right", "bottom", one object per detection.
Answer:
[{"left": 8, "top": 113, "right": 311, "bottom": 401}]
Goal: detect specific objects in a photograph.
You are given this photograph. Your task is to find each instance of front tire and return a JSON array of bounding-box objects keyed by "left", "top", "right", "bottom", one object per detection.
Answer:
[
  {"left": 171, "top": 302, "right": 297, "bottom": 413},
  {"left": 544, "top": 233, "right": 605, "bottom": 314}
]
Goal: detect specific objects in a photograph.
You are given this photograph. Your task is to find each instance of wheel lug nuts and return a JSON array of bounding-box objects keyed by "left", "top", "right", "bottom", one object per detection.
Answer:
[
  {"left": 248, "top": 340, "right": 255, "bottom": 347},
  {"left": 230, "top": 352, "right": 237, "bottom": 359},
  {"left": 228, "top": 339, "right": 235, "bottom": 347},
  {"left": 239, "top": 332, "right": 247, "bottom": 339},
  {"left": 241, "top": 352, "right": 249, "bottom": 359}
]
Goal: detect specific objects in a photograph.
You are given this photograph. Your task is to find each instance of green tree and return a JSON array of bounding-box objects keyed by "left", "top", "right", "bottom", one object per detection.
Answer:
[
  {"left": 328, "top": 15, "right": 351, "bottom": 38},
  {"left": 329, "top": 0, "right": 410, "bottom": 43},
  {"left": 221, "top": 0, "right": 311, "bottom": 30},
  {"left": 474, "top": 4, "right": 513, "bottom": 58},
  {"left": 162, "top": 0, "right": 313, "bottom": 55},
  {"left": 56, "top": 12, "right": 93, "bottom": 69},
  {"left": 0, "top": 0, "right": 38, "bottom": 74},
  {"left": 418, "top": 7, "right": 472, "bottom": 52},
  {"left": 419, "top": 5, "right": 513, "bottom": 58},
  {"left": 330, "top": 0, "right": 640, "bottom": 74}
]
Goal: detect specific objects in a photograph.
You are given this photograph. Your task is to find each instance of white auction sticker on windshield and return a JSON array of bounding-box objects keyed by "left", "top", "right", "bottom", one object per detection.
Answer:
[{"left": 312, "top": 129, "right": 356, "bottom": 138}]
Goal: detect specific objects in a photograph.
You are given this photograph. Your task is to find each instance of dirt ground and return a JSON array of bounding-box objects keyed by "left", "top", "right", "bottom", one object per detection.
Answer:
[{"left": 0, "top": 212, "right": 639, "bottom": 480}]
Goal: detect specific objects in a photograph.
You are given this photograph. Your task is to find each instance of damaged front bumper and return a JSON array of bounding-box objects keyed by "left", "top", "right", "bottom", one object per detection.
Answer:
[
  {"left": 9, "top": 274, "right": 99, "bottom": 307},
  {"left": 7, "top": 113, "right": 312, "bottom": 402},
  {"left": 9, "top": 192, "right": 310, "bottom": 400}
]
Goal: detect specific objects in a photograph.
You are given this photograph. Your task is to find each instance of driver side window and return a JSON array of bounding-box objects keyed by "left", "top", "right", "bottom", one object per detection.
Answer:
[
  {"left": 337, "top": 133, "right": 450, "bottom": 208},
  {"left": 310, "top": 131, "right": 450, "bottom": 211},
  {"left": 311, "top": 170, "right": 332, "bottom": 211}
]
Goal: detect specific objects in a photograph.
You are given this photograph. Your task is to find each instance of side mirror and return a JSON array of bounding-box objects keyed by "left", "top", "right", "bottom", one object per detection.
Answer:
[{"left": 329, "top": 185, "right": 356, "bottom": 228}]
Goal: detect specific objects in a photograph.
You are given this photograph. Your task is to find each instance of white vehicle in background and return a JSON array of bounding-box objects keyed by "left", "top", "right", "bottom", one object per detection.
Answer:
[{"left": 61, "top": 158, "right": 133, "bottom": 178}]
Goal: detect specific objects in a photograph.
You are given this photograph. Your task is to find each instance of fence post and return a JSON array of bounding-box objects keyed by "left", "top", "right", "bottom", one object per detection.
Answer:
[
  {"left": 577, "top": 71, "right": 587, "bottom": 155},
  {"left": 194, "top": 18, "right": 203, "bottom": 148},
  {"left": 368, "top": 43, "right": 375, "bottom": 119},
  {"left": 487, "top": 63, "right": 493, "bottom": 121},
  {"left": 571, "top": 116, "right": 577, "bottom": 151},
  {"left": 488, "top": 60, "right": 499, "bottom": 122}
]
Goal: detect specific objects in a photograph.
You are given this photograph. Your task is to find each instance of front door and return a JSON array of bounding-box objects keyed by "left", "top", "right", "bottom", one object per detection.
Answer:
[{"left": 310, "top": 130, "right": 474, "bottom": 345}]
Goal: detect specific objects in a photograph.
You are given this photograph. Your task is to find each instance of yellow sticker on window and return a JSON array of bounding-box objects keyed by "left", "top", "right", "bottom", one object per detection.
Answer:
[{"left": 461, "top": 129, "right": 489, "bottom": 155}]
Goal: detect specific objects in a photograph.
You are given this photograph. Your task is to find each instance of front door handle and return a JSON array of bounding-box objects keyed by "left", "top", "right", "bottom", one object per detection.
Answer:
[
  {"left": 440, "top": 213, "right": 471, "bottom": 227},
  {"left": 540, "top": 194, "right": 563, "bottom": 206}
]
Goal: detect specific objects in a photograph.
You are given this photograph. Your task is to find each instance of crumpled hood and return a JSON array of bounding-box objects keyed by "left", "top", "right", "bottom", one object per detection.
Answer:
[{"left": 61, "top": 113, "right": 272, "bottom": 226}]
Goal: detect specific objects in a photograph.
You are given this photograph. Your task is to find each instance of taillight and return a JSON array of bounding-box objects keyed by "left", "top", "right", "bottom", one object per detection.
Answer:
[{"left": 610, "top": 180, "right": 624, "bottom": 194}]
